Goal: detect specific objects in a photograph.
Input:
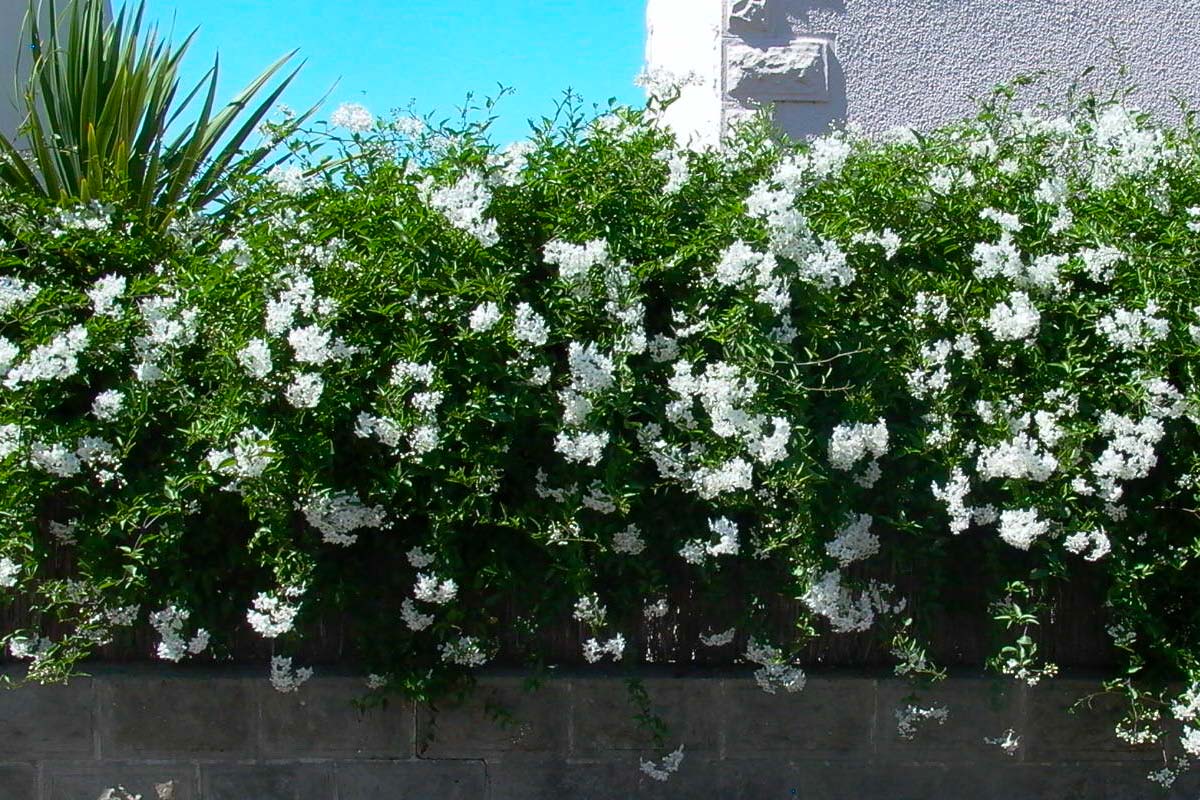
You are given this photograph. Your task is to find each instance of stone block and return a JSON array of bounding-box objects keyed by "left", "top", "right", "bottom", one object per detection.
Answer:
[
  {"left": 721, "top": 676, "right": 875, "bottom": 759},
  {"left": 97, "top": 674, "right": 256, "bottom": 759},
  {"left": 726, "top": 38, "right": 830, "bottom": 102},
  {"left": 571, "top": 677, "right": 721, "bottom": 756},
  {"left": 875, "top": 677, "right": 1023, "bottom": 762},
  {"left": 200, "top": 763, "right": 334, "bottom": 800},
  {"left": 416, "top": 676, "right": 568, "bottom": 759},
  {"left": 260, "top": 678, "right": 412, "bottom": 758},
  {"left": 334, "top": 760, "right": 485, "bottom": 800},
  {"left": 0, "top": 678, "right": 94, "bottom": 759},
  {"left": 1025, "top": 679, "right": 1161, "bottom": 763},
  {"left": 45, "top": 762, "right": 195, "bottom": 800},
  {"left": 487, "top": 758, "right": 637, "bottom": 800},
  {"left": 0, "top": 764, "right": 36, "bottom": 800}
]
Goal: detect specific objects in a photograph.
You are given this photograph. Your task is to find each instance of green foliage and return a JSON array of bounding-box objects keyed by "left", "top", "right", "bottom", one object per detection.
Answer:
[
  {"left": 0, "top": 0, "right": 310, "bottom": 232},
  {"left": 1, "top": 82, "right": 1200, "bottom": 762}
]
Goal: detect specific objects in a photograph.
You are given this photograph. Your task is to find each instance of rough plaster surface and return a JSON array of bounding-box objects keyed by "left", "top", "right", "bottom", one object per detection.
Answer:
[{"left": 646, "top": 0, "right": 1200, "bottom": 144}]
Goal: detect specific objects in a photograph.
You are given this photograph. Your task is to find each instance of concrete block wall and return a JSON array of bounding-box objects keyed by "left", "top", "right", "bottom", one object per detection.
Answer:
[{"left": 0, "top": 667, "right": 1193, "bottom": 799}]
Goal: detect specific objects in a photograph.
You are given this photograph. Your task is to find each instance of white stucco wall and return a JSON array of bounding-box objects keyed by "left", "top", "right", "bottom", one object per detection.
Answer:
[{"left": 646, "top": 0, "right": 1200, "bottom": 143}]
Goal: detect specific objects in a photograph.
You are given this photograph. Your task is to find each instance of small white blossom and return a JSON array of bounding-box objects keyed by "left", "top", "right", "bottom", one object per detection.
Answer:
[
  {"left": 330, "top": 102, "right": 374, "bottom": 133},
  {"left": 269, "top": 655, "right": 313, "bottom": 692}
]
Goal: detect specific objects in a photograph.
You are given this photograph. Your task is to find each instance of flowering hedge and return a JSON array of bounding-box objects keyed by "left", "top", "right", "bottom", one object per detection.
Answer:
[{"left": 3, "top": 86, "right": 1200, "bottom": 778}]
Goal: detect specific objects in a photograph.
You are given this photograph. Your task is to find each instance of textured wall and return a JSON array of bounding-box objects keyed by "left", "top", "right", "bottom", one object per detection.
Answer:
[
  {"left": 0, "top": 666, "right": 1190, "bottom": 799},
  {"left": 646, "top": 0, "right": 1200, "bottom": 144}
]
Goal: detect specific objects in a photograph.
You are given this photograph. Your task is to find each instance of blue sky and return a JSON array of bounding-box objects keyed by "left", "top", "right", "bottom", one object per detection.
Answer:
[{"left": 143, "top": 0, "right": 648, "bottom": 143}]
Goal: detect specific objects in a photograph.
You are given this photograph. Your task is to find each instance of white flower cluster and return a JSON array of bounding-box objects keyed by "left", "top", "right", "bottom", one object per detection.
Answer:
[
  {"left": 4, "top": 325, "right": 88, "bottom": 388},
  {"left": 513, "top": 302, "right": 549, "bottom": 349},
  {"left": 1079, "top": 246, "right": 1124, "bottom": 283},
  {"left": 1096, "top": 302, "right": 1168, "bottom": 350},
  {"left": 269, "top": 655, "right": 313, "bottom": 693},
  {"left": 206, "top": 427, "right": 274, "bottom": 483},
  {"left": 422, "top": 172, "right": 499, "bottom": 247},
  {"left": 828, "top": 418, "right": 888, "bottom": 486},
  {"left": 1063, "top": 529, "right": 1111, "bottom": 561},
  {"left": 1089, "top": 105, "right": 1167, "bottom": 189},
  {"left": 439, "top": 635, "right": 490, "bottom": 667},
  {"left": 91, "top": 389, "right": 125, "bottom": 422},
  {"left": 654, "top": 148, "right": 690, "bottom": 194},
  {"left": 825, "top": 514, "right": 880, "bottom": 567},
  {"left": 543, "top": 238, "right": 610, "bottom": 284},
  {"left": 612, "top": 524, "right": 646, "bottom": 555},
  {"left": 984, "top": 728, "right": 1021, "bottom": 756},
  {"left": 298, "top": 490, "right": 387, "bottom": 546},
  {"left": 850, "top": 228, "right": 901, "bottom": 260},
  {"left": 401, "top": 598, "right": 434, "bottom": 631},
  {"left": 414, "top": 573, "right": 457, "bottom": 605},
  {"left": 1088, "top": 412, "right": 1166, "bottom": 506},
  {"left": 149, "top": 605, "right": 209, "bottom": 662},
  {"left": 133, "top": 295, "right": 199, "bottom": 382},
  {"left": 700, "top": 628, "right": 736, "bottom": 647},
  {"left": 976, "top": 431, "right": 1058, "bottom": 482},
  {"left": 996, "top": 508, "right": 1049, "bottom": 551},
  {"left": 930, "top": 468, "right": 997, "bottom": 535},
  {"left": 554, "top": 341, "right": 617, "bottom": 466},
  {"left": 284, "top": 372, "right": 324, "bottom": 408},
  {"left": 87, "top": 274, "right": 126, "bottom": 317},
  {"left": 247, "top": 589, "right": 303, "bottom": 638},
  {"left": 468, "top": 301, "right": 502, "bottom": 332},
  {"left": 802, "top": 571, "right": 904, "bottom": 634},
  {"left": 640, "top": 745, "right": 685, "bottom": 782},
  {"left": 679, "top": 517, "right": 740, "bottom": 565},
  {"left": 330, "top": 102, "right": 374, "bottom": 133},
  {"left": 237, "top": 338, "right": 273, "bottom": 379},
  {"left": 0, "top": 275, "right": 41, "bottom": 315},
  {"left": 582, "top": 634, "right": 626, "bottom": 663},
  {"left": 984, "top": 291, "right": 1040, "bottom": 342},
  {"left": 744, "top": 638, "right": 807, "bottom": 694},
  {"left": 895, "top": 703, "right": 949, "bottom": 739},
  {"left": 0, "top": 556, "right": 20, "bottom": 587},
  {"left": 572, "top": 593, "right": 608, "bottom": 627}
]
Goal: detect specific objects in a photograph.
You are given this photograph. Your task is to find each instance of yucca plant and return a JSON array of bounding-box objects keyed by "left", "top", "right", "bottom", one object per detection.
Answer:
[{"left": 0, "top": 0, "right": 312, "bottom": 230}]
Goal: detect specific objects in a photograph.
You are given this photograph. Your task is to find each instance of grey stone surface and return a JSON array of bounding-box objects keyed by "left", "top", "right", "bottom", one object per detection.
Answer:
[
  {"left": 260, "top": 678, "right": 412, "bottom": 758},
  {"left": 1025, "top": 679, "right": 1162, "bottom": 763},
  {"left": 0, "top": 764, "right": 36, "bottom": 800},
  {"left": 416, "top": 677, "right": 568, "bottom": 759},
  {"left": 45, "top": 763, "right": 196, "bottom": 800},
  {"left": 0, "top": 679, "right": 94, "bottom": 759},
  {"left": 487, "top": 758, "right": 638, "bottom": 800},
  {"left": 721, "top": 677, "right": 876, "bottom": 759},
  {"left": 97, "top": 675, "right": 257, "bottom": 759},
  {"left": 572, "top": 677, "right": 722, "bottom": 756},
  {"left": 200, "top": 763, "right": 335, "bottom": 800},
  {"left": 334, "top": 760, "right": 486, "bottom": 800},
  {"left": 875, "top": 677, "right": 1024, "bottom": 762}
]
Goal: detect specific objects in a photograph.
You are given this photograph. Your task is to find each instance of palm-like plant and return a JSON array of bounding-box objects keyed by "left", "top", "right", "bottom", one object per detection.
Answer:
[{"left": 0, "top": 0, "right": 312, "bottom": 230}]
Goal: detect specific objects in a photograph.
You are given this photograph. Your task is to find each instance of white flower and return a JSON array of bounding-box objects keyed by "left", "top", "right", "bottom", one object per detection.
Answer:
[
  {"left": 401, "top": 598, "right": 434, "bottom": 631},
  {"left": 421, "top": 171, "right": 499, "bottom": 247},
  {"left": 997, "top": 508, "right": 1049, "bottom": 551},
  {"left": 330, "top": 102, "right": 374, "bottom": 133},
  {"left": 268, "top": 164, "right": 313, "bottom": 195},
  {"left": 299, "top": 490, "right": 387, "bottom": 546},
  {"left": 512, "top": 303, "right": 548, "bottom": 348},
  {"left": 640, "top": 745, "right": 685, "bottom": 782},
  {"left": 468, "top": 301, "right": 502, "bottom": 332},
  {"left": 699, "top": 628, "right": 736, "bottom": 647},
  {"left": 543, "top": 238, "right": 610, "bottom": 282},
  {"left": 984, "top": 291, "right": 1040, "bottom": 342},
  {"left": 287, "top": 324, "right": 334, "bottom": 365},
  {"left": 0, "top": 276, "right": 40, "bottom": 315},
  {"left": 1063, "top": 529, "right": 1111, "bottom": 561},
  {"left": 247, "top": 591, "right": 301, "bottom": 638},
  {"left": 284, "top": 372, "right": 324, "bottom": 408},
  {"left": 554, "top": 430, "right": 608, "bottom": 466},
  {"left": 612, "top": 524, "right": 645, "bottom": 555},
  {"left": 976, "top": 432, "right": 1058, "bottom": 482},
  {"left": 4, "top": 325, "right": 88, "bottom": 388},
  {"left": 573, "top": 593, "right": 607, "bottom": 627},
  {"left": 825, "top": 513, "right": 880, "bottom": 567},
  {"left": 270, "top": 655, "right": 313, "bottom": 692},
  {"left": 238, "top": 339, "right": 273, "bottom": 379},
  {"left": 91, "top": 389, "right": 125, "bottom": 422},
  {"left": 87, "top": 274, "right": 126, "bottom": 317},
  {"left": 0, "top": 556, "right": 20, "bottom": 587},
  {"left": 439, "top": 635, "right": 490, "bottom": 667},
  {"left": 149, "top": 605, "right": 209, "bottom": 662},
  {"left": 581, "top": 634, "right": 626, "bottom": 664},
  {"left": 1079, "top": 246, "right": 1124, "bottom": 283},
  {"left": 414, "top": 573, "right": 457, "bottom": 605},
  {"left": 29, "top": 440, "right": 82, "bottom": 477},
  {"left": 828, "top": 419, "right": 888, "bottom": 471},
  {"left": 896, "top": 704, "right": 949, "bottom": 739},
  {"left": 654, "top": 148, "right": 690, "bottom": 194},
  {"left": 406, "top": 545, "right": 435, "bottom": 568},
  {"left": 207, "top": 427, "right": 274, "bottom": 481},
  {"left": 1096, "top": 302, "right": 1168, "bottom": 350}
]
